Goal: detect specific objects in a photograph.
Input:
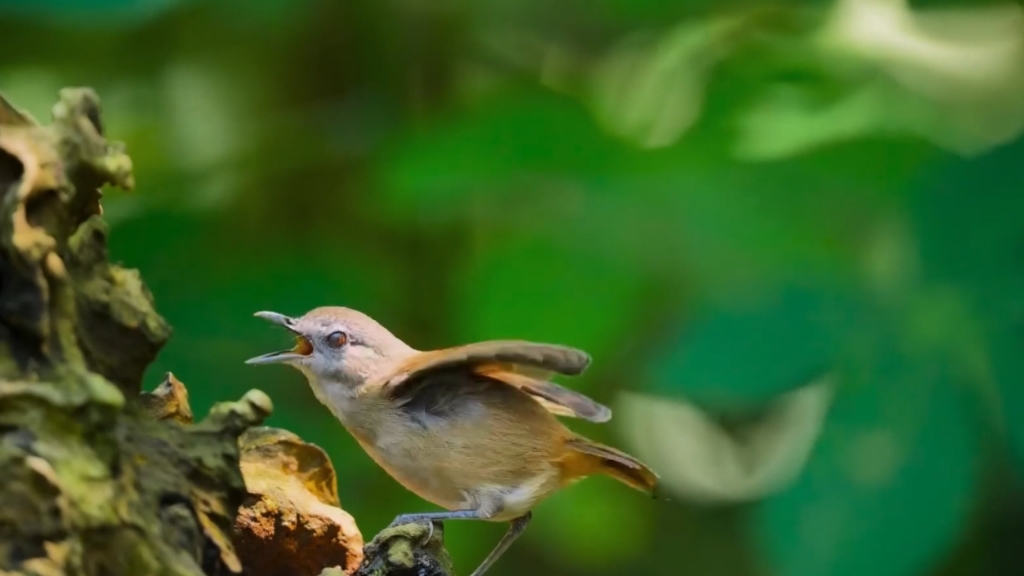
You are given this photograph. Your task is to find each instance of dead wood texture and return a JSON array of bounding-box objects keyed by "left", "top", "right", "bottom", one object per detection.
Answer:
[{"left": 0, "top": 88, "right": 454, "bottom": 576}]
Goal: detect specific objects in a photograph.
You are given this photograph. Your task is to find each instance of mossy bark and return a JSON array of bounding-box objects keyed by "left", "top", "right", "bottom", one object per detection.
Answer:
[
  {"left": 351, "top": 522, "right": 454, "bottom": 576},
  {"left": 0, "top": 88, "right": 454, "bottom": 576}
]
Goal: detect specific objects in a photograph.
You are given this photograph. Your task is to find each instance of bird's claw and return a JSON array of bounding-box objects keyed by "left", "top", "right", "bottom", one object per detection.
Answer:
[{"left": 421, "top": 520, "right": 435, "bottom": 544}]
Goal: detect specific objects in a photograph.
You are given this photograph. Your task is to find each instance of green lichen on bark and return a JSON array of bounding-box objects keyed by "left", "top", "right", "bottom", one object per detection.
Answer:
[
  {"left": 67, "top": 215, "right": 170, "bottom": 394},
  {"left": 0, "top": 88, "right": 272, "bottom": 576},
  {"left": 352, "top": 522, "right": 453, "bottom": 576}
]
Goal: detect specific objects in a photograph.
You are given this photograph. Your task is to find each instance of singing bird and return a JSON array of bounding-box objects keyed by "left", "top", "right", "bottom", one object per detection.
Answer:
[{"left": 246, "top": 307, "right": 658, "bottom": 576}]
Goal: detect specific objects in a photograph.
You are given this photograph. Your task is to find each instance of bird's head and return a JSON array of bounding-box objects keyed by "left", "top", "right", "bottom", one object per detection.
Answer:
[{"left": 246, "top": 306, "right": 413, "bottom": 389}]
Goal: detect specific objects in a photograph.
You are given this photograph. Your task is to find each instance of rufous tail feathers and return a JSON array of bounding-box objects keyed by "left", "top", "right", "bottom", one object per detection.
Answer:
[{"left": 562, "top": 436, "right": 658, "bottom": 496}]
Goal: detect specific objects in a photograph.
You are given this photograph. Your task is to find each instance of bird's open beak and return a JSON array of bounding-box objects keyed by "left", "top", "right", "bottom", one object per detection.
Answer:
[{"left": 245, "top": 311, "right": 315, "bottom": 365}]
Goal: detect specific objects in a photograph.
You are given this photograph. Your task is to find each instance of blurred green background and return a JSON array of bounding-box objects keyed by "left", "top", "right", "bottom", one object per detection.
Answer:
[{"left": 3, "top": 0, "right": 1024, "bottom": 574}]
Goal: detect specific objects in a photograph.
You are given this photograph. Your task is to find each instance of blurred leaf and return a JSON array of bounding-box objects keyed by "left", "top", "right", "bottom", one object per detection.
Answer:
[
  {"left": 733, "top": 79, "right": 890, "bottom": 161},
  {"left": 613, "top": 280, "right": 859, "bottom": 504},
  {"left": 617, "top": 377, "right": 835, "bottom": 503},
  {"left": 162, "top": 62, "right": 247, "bottom": 174},
  {"left": 586, "top": 13, "right": 752, "bottom": 149},
  {"left": 754, "top": 340, "right": 979, "bottom": 576},
  {"left": 736, "top": 0, "right": 1024, "bottom": 160},
  {"left": 816, "top": 0, "right": 1024, "bottom": 101}
]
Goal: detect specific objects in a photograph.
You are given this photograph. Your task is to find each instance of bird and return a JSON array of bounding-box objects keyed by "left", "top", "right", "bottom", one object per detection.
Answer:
[{"left": 245, "top": 306, "right": 658, "bottom": 576}]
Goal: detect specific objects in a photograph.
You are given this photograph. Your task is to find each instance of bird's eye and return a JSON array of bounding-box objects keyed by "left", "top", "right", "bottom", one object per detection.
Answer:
[{"left": 326, "top": 331, "right": 348, "bottom": 349}]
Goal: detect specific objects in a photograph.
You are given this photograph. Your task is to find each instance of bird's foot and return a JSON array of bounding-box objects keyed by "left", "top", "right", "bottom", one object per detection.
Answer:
[
  {"left": 385, "top": 514, "right": 437, "bottom": 545},
  {"left": 354, "top": 518, "right": 451, "bottom": 575}
]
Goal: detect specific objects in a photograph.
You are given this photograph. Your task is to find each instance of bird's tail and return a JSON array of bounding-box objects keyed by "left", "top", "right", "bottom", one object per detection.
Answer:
[{"left": 562, "top": 436, "right": 658, "bottom": 496}]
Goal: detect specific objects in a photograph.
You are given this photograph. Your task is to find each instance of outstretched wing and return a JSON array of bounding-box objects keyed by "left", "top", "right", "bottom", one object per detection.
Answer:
[{"left": 373, "top": 341, "right": 611, "bottom": 423}]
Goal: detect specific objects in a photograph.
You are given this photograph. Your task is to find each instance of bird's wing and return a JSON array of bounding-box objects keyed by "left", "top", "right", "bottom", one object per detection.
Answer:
[{"left": 372, "top": 340, "right": 611, "bottom": 423}]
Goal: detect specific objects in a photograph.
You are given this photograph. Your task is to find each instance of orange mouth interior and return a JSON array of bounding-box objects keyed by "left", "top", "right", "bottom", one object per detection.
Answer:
[{"left": 292, "top": 336, "right": 313, "bottom": 356}]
